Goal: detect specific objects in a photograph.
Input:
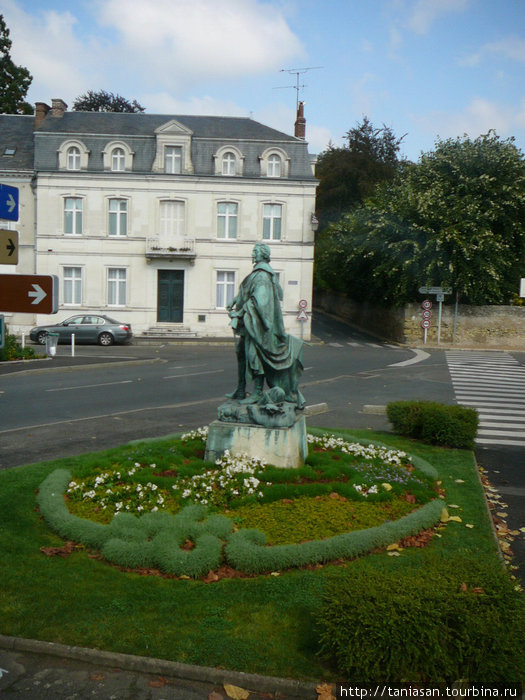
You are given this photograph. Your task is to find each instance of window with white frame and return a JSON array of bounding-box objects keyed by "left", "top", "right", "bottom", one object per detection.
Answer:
[
  {"left": 64, "top": 197, "right": 83, "bottom": 235},
  {"left": 111, "top": 147, "right": 126, "bottom": 172},
  {"left": 107, "top": 268, "right": 127, "bottom": 306},
  {"left": 67, "top": 146, "right": 81, "bottom": 171},
  {"left": 260, "top": 148, "right": 289, "bottom": 177},
  {"left": 63, "top": 267, "right": 82, "bottom": 305},
  {"left": 216, "top": 271, "right": 236, "bottom": 308},
  {"left": 165, "top": 146, "right": 182, "bottom": 174},
  {"left": 267, "top": 153, "right": 282, "bottom": 177},
  {"left": 217, "top": 202, "right": 238, "bottom": 239},
  {"left": 58, "top": 140, "right": 89, "bottom": 170},
  {"left": 262, "top": 203, "right": 282, "bottom": 240},
  {"left": 108, "top": 199, "right": 128, "bottom": 237},
  {"left": 103, "top": 141, "right": 133, "bottom": 171},
  {"left": 159, "top": 200, "right": 184, "bottom": 243},
  {"left": 222, "top": 151, "right": 236, "bottom": 176}
]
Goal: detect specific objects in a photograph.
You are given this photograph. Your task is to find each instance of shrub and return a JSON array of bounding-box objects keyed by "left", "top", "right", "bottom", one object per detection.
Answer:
[
  {"left": 386, "top": 400, "right": 478, "bottom": 448},
  {"left": 0, "top": 333, "right": 37, "bottom": 361},
  {"left": 316, "top": 568, "right": 525, "bottom": 683}
]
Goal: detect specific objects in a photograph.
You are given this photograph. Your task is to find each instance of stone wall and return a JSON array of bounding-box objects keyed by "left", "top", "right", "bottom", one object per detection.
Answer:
[{"left": 314, "top": 291, "right": 525, "bottom": 348}]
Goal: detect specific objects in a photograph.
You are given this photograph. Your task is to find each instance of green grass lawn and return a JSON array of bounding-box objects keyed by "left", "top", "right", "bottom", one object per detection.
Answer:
[{"left": 0, "top": 428, "right": 521, "bottom": 682}]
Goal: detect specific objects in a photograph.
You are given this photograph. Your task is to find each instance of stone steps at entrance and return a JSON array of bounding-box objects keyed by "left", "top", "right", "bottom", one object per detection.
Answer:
[{"left": 141, "top": 326, "right": 198, "bottom": 339}]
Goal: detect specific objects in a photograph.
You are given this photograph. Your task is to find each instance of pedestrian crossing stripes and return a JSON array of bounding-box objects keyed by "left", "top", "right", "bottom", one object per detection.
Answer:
[
  {"left": 446, "top": 350, "right": 525, "bottom": 447},
  {"left": 327, "top": 341, "right": 401, "bottom": 349}
]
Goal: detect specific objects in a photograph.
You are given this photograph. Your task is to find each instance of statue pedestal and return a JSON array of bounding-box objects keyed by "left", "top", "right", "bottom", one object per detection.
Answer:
[{"left": 204, "top": 415, "right": 307, "bottom": 469}]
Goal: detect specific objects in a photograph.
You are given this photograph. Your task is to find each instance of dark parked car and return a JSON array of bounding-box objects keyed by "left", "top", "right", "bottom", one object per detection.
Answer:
[{"left": 30, "top": 314, "right": 132, "bottom": 346}]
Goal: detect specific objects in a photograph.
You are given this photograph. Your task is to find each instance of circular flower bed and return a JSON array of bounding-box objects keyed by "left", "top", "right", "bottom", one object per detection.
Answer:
[{"left": 37, "top": 428, "right": 443, "bottom": 577}]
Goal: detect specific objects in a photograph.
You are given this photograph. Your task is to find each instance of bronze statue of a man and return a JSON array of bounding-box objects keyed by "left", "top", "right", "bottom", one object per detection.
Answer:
[{"left": 226, "top": 242, "right": 305, "bottom": 408}]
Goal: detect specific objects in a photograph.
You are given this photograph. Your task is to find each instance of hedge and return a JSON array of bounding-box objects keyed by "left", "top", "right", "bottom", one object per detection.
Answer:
[
  {"left": 37, "top": 467, "right": 443, "bottom": 577},
  {"left": 387, "top": 400, "right": 478, "bottom": 448}
]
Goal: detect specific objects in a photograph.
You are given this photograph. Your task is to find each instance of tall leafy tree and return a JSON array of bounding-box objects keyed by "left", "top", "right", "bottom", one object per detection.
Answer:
[
  {"left": 73, "top": 90, "right": 145, "bottom": 113},
  {"left": 316, "top": 132, "right": 525, "bottom": 305},
  {"left": 0, "top": 14, "right": 33, "bottom": 114},
  {"left": 315, "top": 117, "right": 406, "bottom": 228}
]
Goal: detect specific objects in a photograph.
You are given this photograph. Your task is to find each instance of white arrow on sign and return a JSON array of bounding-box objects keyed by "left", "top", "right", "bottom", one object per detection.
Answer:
[
  {"left": 6, "top": 194, "right": 16, "bottom": 213},
  {"left": 28, "top": 284, "right": 46, "bottom": 305}
]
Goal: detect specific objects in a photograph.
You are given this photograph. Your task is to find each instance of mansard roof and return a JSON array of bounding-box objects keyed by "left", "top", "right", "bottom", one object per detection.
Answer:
[
  {"left": 0, "top": 115, "right": 35, "bottom": 170},
  {"left": 35, "top": 112, "right": 300, "bottom": 142}
]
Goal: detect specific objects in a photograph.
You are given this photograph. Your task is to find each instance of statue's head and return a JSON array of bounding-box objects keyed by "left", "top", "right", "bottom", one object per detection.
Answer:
[{"left": 252, "top": 242, "right": 271, "bottom": 263}]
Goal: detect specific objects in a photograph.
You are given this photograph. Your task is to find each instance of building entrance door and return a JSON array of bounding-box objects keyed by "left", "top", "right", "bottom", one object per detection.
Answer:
[{"left": 157, "top": 270, "right": 184, "bottom": 323}]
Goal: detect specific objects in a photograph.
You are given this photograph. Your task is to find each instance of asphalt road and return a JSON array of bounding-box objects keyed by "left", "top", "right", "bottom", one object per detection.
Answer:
[
  {"left": 0, "top": 311, "right": 524, "bottom": 698},
  {"left": 0, "top": 311, "right": 523, "bottom": 587}
]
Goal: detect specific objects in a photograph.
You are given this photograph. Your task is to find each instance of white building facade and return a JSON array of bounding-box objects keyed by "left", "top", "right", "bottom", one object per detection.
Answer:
[{"left": 2, "top": 100, "right": 318, "bottom": 339}]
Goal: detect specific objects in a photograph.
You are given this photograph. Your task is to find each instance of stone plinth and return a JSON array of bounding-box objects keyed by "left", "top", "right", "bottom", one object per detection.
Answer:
[{"left": 204, "top": 415, "right": 307, "bottom": 469}]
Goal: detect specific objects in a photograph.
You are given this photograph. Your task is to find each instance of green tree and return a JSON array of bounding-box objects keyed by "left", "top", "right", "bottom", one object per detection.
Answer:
[
  {"left": 73, "top": 90, "right": 145, "bottom": 113},
  {"left": 315, "top": 132, "right": 525, "bottom": 305},
  {"left": 315, "top": 117, "right": 406, "bottom": 228},
  {"left": 0, "top": 14, "right": 33, "bottom": 114}
]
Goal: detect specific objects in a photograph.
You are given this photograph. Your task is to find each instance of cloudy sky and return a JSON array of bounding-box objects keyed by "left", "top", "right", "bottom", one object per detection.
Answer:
[{"left": 1, "top": 0, "right": 524, "bottom": 160}]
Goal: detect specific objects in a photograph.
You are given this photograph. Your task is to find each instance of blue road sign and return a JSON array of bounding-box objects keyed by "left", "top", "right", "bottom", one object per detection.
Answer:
[{"left": 0, "top": 184, "right": 19, "bottom": 221}]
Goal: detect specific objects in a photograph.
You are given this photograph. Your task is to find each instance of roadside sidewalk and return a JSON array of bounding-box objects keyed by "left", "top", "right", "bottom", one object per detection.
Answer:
[{"left": 0, "top": 635, "right": 320, "bottom": 699}]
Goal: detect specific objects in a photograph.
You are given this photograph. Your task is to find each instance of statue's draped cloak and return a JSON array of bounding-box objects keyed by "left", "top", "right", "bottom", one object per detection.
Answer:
[{"left": 234, "top": 261, "right": 305, "bottom": 407}]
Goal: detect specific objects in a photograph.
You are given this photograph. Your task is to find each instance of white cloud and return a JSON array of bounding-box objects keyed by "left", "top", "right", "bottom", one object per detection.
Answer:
[
  {"left": 412, "top": 97, "right": 521, "bottom": 144},
  {"left": 462, "top": 36, "right": 525, "bottom": 66},
  {"left": 143, "top": 92, "right": 247, "bottom": 117},
  {"left": 0, "top": 0, "right": 108, "bottom": 104},
  {"left": 95, "top": 0, "right": 305, "bottom": 88},
  {"left": 407, "top": 0, "right": 470, "bottom": 34}
]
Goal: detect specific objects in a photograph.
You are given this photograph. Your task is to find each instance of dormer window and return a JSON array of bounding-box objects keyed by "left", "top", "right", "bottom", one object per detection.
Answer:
[
  {"left": 222, "top": 152, "right": 236, "bottom": 176},
  {"left": 260, "top": 147, "right": 289, "bottom": 177},
  {"left": 102, "top": 141, "right": 134, "bottom": 172},
  {"left": 67, "top": 146, "right": 81, "bottom": 171},
  {"left": 267, "top": 154, "right": 282, "bottom": 177},
  {"left": 165, "top": 146, "right": 182, "bottom": 174},
  {"left": 111, "top": 147, "right": 125, "bottom": 172},
  {"left": 213, "top": 145, "right": 244, "bottom": 176},
  {"left": 58, "top": 140, "right": 89, "bottom": 170}
]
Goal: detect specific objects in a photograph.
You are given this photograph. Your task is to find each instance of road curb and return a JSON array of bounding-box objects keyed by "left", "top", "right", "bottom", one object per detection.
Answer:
[{"left": 0, "top": 634, "right": 319, "bottom": 698}]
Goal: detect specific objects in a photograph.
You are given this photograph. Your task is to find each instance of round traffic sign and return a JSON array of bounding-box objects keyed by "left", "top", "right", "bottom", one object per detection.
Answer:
[
  {"left": 298, "top": 299, "right": 308, "bottom": 309},
  {"left": 421, "top": 319, "right": 431, "bottom": 329},
  {"left": 422, "top": 310, "right": 432, "bottom": 320},
  {"left": 422, "top": 299, "right": 432, "bottom": 310}
]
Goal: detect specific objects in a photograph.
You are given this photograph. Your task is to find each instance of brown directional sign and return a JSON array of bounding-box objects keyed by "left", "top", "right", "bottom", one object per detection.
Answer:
[
  {"left": 0, "top": 230, "right": 18, "bottom": 265},
  {"left": 0, "top": 274, "right": 59, "bottom": 314}
]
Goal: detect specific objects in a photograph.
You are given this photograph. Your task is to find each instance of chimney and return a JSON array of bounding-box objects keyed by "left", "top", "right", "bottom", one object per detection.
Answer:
[
  {"left": 34, "top": 102, "right": 50, "bottom": 129},
  {"left": 294, "top": 101, "right": 306, "bottom": 140},
  {"left": 51, "top": 98, "right": 68, "bottom": 118}
]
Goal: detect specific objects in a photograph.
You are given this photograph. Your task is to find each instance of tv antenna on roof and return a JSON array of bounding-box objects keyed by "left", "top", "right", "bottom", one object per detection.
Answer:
[{"left": 274, "top": 66, "right": 323, "bottom": 109}]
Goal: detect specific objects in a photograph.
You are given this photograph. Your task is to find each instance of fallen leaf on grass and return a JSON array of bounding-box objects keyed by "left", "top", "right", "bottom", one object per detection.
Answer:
[
  {"left": 496, "top": 512, "right": 508, "bottom": 518},
  {"left": 465, "top": 523, "right": 475, "bottom": 529},
  {"left": 40, "top": 541, "right": 82, "bottom": 557},
  {"left": 203, "top": 570, "right": 219, "bottom": 584},
  {"left": 388, "top": 551, "right": 401, "bottom": 557},
  {"left": 448, "top": 516, "right": 463, "bottom": 523},
  {"left": 448, "top": 504, "right": 460, "bottom": 509},
  {"left": 316, "top": 683, "right": 336, "bottom": 699},
  {"left": 455, "top": 479, "right": 465, "bottom": 484},
  {"left": 382, "top": 483, "right": 392, "bottom": 491},
  {"left": 224, "top": 683, "right": 250, "bottom": 699},
  {"left": 386, "top": 543, "right": 402, "bottom": 551},
  {"left": 440, "top": 508, "right": 449, "bottom": 522}
]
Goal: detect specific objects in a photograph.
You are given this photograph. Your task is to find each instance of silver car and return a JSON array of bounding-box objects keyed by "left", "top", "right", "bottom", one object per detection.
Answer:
[{"left": 30, "top": 314, "right": 132, "bottom": 346}]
